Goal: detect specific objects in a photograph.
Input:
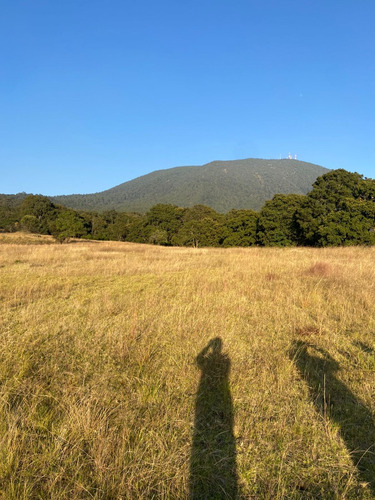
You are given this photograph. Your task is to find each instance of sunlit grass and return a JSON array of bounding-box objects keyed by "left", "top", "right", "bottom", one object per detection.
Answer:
[{"left": 1, "top": 234, "right": 375, "bottom": 498}]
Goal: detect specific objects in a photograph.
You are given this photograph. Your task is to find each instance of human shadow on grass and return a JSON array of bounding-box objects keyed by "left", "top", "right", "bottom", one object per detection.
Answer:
[
  {"left": 291, "top": 340, "right": 375, "bottom": 495},
  {"left": 189, "top": 338, "right": 238, "bottom": 499}
]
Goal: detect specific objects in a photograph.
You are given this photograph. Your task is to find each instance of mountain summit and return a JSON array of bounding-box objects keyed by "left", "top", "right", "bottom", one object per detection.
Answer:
[{"left": 51, "top": 158, "right": 329, "bottom": 213}]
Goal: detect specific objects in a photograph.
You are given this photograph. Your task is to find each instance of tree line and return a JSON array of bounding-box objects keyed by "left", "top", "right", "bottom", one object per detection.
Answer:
[{"left": 1, "top": 169, "right": 374, "bottom": 247}]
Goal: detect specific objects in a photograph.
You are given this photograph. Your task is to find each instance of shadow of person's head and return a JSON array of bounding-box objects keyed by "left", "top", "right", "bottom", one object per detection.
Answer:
[
  {"left": 196, "top": 337, "right": 228, "bottom": 373},
  {"left": 207, "top": 337, "right": 222, "bottom": 353},
  {"left": 290, "top": 340, "right": 340, "bottom": 373}
]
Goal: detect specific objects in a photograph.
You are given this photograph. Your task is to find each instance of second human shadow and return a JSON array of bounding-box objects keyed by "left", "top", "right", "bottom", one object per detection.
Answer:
[{"left": 291, "top": 340, "right": 375, "bottom": 496}]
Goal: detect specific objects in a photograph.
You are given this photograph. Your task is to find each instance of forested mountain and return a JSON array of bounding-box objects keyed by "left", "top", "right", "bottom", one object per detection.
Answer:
[
  {"left": 50, "top": 158, "right": 329, "bottom": 213},
  {"left": 1, "top": 169, "right": 374, "bottom": 246}
]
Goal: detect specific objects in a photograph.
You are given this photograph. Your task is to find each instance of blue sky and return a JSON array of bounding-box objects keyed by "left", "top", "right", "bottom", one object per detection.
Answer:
[{"left": 1, "top": 0, "right": 375, "bottom": 195}]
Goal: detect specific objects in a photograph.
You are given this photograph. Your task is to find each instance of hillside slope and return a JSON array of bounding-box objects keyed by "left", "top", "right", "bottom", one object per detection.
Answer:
[{"left": 51, "top": 158, "right": 329, "bottom": 213}]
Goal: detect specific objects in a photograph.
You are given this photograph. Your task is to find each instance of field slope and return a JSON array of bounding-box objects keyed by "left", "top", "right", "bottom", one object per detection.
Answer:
[{"left": 1, "top": 236, "right": 375, "bottom": 498}]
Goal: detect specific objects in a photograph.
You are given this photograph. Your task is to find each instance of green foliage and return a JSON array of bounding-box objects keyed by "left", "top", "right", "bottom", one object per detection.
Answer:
[
  {"left": 173, "top": 221, "right": 225, "bottom": 248},
  {"left": 0, "top": 208, "right": 17, "bottom": 232},
  {"left": 105, "top": 212, "right": 139, "bottom": 241},
  {"left": 126, "top": 216, "right": 151, "bottom": 243},
  {"left": 171, "top": 205, "right": 225, "bottom": 247},
  {"left": 0, "top": 195, "right": 24, "bottom": 232},
  {"left": 308, "top": 169, "right": 373, "bottom": 206},
  {"left": 223, "top": 209, "right": 258, "bottom": 247},
  {"left": 296, "top": 170, "right": 375, "bottom": 246},
  {"left": 20, "top": 215, "right": 41, "bottom": 233},
  {"left": 148, "top": 228, "right": 169, "bottom": 245},
  {"left": 182, "top": 204, "right": 222, "bottom": 223},
  {"left": 19, "top": 195, "right": 57, "bottom": 234},
  {"left": 146, "top": 204, "right": 185, "bottom": 245},
  {"left": 82, "top": 210, "right": 139, "bottom": 241},
  {"left": 257, "top": 194, "right": 305, "bottom": 246},
  {"left": 51, "top": 210, "right": 88, "bottom": 243}
]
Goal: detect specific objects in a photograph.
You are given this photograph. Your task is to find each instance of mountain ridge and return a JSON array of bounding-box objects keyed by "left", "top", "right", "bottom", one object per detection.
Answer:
[{"left": 50, "top": 158, "right": 329, "bottom": 213}]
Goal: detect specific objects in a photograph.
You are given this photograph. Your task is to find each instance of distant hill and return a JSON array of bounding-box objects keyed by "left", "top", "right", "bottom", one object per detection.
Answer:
[
  {"left": 50, "top": 158, "right": 329, "bottom": 213},
  {"left": 0, "top": 192, "right": 29, "bottom": 207}
]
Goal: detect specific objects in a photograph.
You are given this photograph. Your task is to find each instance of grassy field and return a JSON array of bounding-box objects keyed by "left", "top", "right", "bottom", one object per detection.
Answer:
[{"left": 1, "top": 233, "right": 375, "bottom": 499}]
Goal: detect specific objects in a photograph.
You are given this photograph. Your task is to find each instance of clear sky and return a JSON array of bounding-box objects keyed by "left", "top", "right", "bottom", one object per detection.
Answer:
[{"left": 1, "top": 0, "right": 375, "bottom": 195}]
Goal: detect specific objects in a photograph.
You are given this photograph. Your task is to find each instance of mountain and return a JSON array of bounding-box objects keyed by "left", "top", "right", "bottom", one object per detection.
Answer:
[{"left": 50, "top": 158, "right": 330, "bottom": 213}]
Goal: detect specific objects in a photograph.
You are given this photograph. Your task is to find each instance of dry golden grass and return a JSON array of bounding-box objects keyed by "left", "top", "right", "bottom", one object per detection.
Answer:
[{"left": 1, "top": 234, "right": 375, "bottom": 498}]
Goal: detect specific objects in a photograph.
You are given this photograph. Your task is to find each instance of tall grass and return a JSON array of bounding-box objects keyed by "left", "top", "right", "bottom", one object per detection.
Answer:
[{"left": 1, "top": 234, "right": 375, "bottom": 498}]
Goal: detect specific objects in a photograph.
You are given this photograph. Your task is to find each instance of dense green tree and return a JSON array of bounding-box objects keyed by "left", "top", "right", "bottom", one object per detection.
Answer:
[
  {"left": 145, "top": 204, "right": 185, "bottom": 244},
  {"left": 296, "top": 170, "right": 375, "bottom": 246},
  {"left": 19, "top": 195, "right": 57, "bottom": 234},
  {"left": 20, "top": 215, "right": 40, "bottom": 233},
  {"left": 173, "top": 218, "right": 225, "bottom": 247},
  {"left": 79, "top": 210, "right": 140, "bottom": 241},
  {"left": 126, "top": 215, "right": 151, "bottom": 243},
  {"left": 294, "top": 198, "right": 324, "bottom": 245},
  {"left": 85, "top": 212, "right": 108, "bottom": 240},
  {"left": 106, "top": 212, "right": 140, "bottom": 241},
  {"left": 148, "top": 228, "right": 169, "bottom": 245},
  {"left": 296, "top": 198, "right": 375, "bottom": 246},
  {"left": 257, "top": 194, "right": 305, "bottom": 246},
  {"left": 172, "top": 205, "right": 225, "bottom": 247},
  {"left": 0, "top": 200, "right": 18, "bottom": 232},
  {"left": 222, "top": 209, "right": 258, "bottom": 247},
  {"left": 51, "top": 210, "right": 88, "bottom": 243},
  {"left": 182, "top": 204, "right": 222, "bottom": 223},
  {"left": 308, "top": 169, "right": 374, "bottom": 207}
]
